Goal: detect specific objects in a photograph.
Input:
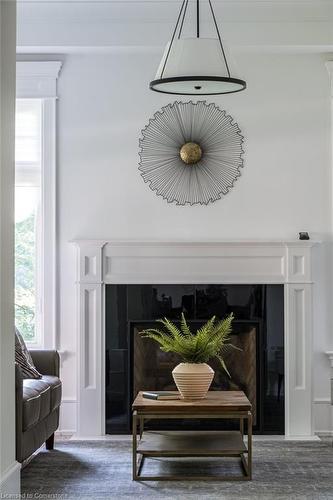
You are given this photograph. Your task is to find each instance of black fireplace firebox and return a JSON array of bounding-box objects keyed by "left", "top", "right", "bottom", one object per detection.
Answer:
[{"left": 105, "top": 284, "right": 284, "bottom": 434}]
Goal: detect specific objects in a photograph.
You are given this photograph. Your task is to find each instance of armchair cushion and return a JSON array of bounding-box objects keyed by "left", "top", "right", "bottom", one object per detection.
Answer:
[
  {"left": 23, "top": 379, "right": 51, "bottom": 421},
  {"left": 21, "top": 375, "right": 62, "bottom": 431},
  {"left": 22, "top": 386, "right": 41, "bottom": 431},
  {"left": 42, "top": 375, "right": 62, "bottom": 411}
]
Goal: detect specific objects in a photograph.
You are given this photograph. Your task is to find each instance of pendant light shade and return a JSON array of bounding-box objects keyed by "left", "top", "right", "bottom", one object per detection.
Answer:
[
  {"left": 150, "top": 0, "right": 246, "bottom": 96},
  {"left": 151, "top": 38, "right": 245, "bottom": 95}
]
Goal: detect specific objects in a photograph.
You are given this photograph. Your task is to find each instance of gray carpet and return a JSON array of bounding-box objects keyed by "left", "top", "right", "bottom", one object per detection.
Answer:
[{"left": 21, "top": 439, "right": 333, "bottom": 499}]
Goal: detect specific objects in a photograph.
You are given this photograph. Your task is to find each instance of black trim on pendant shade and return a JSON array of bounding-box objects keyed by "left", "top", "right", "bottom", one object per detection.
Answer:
[{"left": 150, "top": 76, "right": 247, "bottom": 95}]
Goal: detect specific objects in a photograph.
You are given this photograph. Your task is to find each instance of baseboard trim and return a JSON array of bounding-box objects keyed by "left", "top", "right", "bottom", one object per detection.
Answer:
[
  {"left": 58, "top": 399, "right": 332, "bottom": 437},
  {"left": 313, "top": 400, "right": 332, "bottom": 435},
  {"left": 316, "top": 431, "right": 333, "bottom": 437},
  {"left": 0, "top": 461, "right": 20, "bottom": 496},
  {"left": 64, "top": 433, "right": 324, "bottom": 442},
  {"left": 55, "top": 430, "right": 76, "bottom": 437},
  {"left": 284, "top": 435, "right": 321, "bottom": 441},
  {"left": 59, "top": 399, "right": 77, "bottom": 434}
]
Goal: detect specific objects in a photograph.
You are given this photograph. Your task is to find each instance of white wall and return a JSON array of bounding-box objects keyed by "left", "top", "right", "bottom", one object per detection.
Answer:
[
  {"left": 0, "top": 1, "right": 21, "bottom": 495},
  {"left": 56, "top": 49, "right": 332, "bottom": 432},
  {"left": 58, "top": 51, "right": 331, "bottom": 241}
]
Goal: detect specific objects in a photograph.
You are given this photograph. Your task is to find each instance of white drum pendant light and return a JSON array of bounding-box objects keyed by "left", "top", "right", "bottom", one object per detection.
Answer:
[{"left": 150, "top": 0, "right": 246, "bottom": 96}]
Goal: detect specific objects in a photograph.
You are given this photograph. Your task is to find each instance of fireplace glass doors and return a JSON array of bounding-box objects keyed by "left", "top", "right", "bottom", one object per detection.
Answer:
[{"left": 105, "top": 284, "right": 284, "bottom": 434}]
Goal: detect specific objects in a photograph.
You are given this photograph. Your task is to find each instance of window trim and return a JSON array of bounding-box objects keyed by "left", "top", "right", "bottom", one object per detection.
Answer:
[
  {"left": 16, "top": 61, "right": 62, "bottom": 349},
  {"left": 16, "top": 61, "right": 62, "bottom": 99},
  {"left": 40, "top": 98, "right": 57, "bottom": 349}
]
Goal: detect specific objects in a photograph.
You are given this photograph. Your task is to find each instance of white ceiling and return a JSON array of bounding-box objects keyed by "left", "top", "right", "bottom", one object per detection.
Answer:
[{"left": 17, "top": 0, "right": 333, "bottom": 53}]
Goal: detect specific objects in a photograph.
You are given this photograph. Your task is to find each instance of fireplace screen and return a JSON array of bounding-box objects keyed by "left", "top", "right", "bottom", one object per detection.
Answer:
[{"left": 105, "top": 284, "right": 284, "bottom": 434}]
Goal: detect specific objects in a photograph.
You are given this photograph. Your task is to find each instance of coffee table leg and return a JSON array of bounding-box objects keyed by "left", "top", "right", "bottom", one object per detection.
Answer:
[
  {"left": 132, "top": 411, "right": 138, "bottom": 480},
  {"left": 247, "top": 411, "right": 252, "bottom": 480}
]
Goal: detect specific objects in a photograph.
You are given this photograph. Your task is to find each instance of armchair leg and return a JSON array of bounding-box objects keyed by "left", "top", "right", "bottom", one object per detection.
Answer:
[{"left": 45, "top": 433, "right": 55, "bottom": 450}]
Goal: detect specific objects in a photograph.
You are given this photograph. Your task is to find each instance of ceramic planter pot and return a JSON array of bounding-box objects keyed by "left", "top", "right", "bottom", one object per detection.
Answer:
[{"left": 172, "top": 362, "right": 215, "bottom": 400}]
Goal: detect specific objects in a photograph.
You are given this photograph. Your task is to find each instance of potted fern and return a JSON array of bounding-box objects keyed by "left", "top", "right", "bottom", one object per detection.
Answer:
[{"left": 140, "top": 313, "right": 235, "bottom": 400}]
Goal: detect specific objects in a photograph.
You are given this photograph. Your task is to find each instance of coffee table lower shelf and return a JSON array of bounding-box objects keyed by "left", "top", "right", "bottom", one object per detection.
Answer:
[{"left": 134, "top": 431, "right": 251, "bottom": 481}]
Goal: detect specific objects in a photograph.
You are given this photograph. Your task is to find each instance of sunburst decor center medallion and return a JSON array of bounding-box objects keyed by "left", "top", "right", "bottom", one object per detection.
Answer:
[{"left": 138, "top": 101, "right": 244, "bottom": 206}]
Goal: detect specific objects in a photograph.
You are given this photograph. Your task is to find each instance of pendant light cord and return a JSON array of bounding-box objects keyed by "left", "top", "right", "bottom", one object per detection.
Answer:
[
  {"left": 160, "top": 0, "right": 186, "bottom": 78},
  {"left": 178, "top": 0, "right": 189, "bottom": 39},
  {"left": 161, "top": 0, "right": 231, "bottom": 80},
  {"left": 208, "top": 0, "right": 231, "bottom": 77}
]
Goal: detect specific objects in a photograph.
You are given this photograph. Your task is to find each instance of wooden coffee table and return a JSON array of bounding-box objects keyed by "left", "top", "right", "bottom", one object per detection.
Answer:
[{"left": 132, "top": 390, "right": 252, "bottom": 481}]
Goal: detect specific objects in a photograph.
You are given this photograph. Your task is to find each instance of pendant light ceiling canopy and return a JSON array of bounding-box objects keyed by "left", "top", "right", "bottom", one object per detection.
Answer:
[{"left": 150, "top": 0, "right": 246, "bottom": 96}]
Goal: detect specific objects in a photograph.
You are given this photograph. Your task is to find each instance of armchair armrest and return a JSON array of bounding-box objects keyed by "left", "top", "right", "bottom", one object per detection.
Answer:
[{"left": 29, "top": 350, "right": 60, "bottom": 377}]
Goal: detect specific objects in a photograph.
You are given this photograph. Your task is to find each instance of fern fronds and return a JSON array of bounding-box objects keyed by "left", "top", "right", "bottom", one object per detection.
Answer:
[
  {"left": 180, "top": 313, "right": 191, "bottom": 337},
  {"left": 139, "top": 313, "right": 238, "bottom": 373},
  {"left": 216, "top": 354, "right": 231, "bottom": 378}
]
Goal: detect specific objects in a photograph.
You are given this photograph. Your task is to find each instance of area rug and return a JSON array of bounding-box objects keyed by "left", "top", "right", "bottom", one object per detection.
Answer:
[{"left": 21, "top": 439, "right": 333, "bottom": 499}]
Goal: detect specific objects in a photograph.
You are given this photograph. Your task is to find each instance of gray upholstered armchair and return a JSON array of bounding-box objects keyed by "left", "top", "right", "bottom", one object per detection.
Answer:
[{"left": 15, "top": 350, "right": 62, "bottom": 463}]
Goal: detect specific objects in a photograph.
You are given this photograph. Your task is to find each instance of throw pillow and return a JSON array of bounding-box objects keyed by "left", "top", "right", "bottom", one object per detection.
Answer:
[{"left": 15, "top": 327, "right": 42, "bottom": 379}]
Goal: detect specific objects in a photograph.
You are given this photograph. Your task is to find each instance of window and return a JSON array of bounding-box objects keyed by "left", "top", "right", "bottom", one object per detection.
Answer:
[
  {"left": 15, "top": 97, "right": 57, "bottom": 348},
  {"left": 15, "top": 99, "right": 42, "bottom": 345},
  {"left": 15, "top": 61, "right": 61, "bottom": 349}
]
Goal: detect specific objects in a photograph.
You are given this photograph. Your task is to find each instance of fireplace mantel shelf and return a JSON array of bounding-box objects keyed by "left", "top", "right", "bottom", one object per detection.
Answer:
[
  {"left": 73, "top": 238, "right": 318, "bottom": 439},
  {"left": 72, "top": 239, "right": 320, "bottom": 247}
]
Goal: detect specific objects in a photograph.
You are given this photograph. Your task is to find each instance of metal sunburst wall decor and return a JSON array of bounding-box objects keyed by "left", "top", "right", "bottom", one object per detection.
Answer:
[{"left": 138, "top": 101, "right": 244, "bottom": 206}]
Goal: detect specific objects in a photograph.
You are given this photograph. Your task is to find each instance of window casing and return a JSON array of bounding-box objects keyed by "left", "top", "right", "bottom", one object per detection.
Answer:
[{"left": 15, "top": 60, "right": 61, "bottom": 349}]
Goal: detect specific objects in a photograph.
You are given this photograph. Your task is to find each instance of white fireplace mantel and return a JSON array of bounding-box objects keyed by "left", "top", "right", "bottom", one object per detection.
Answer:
[{"left": 73, "top": 239, "right": 319, "bottom": 438}]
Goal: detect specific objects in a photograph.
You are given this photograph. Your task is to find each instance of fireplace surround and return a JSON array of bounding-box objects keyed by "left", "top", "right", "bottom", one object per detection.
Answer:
[{"left": 74, "top": 240, "right": 317, "bottom": 438}]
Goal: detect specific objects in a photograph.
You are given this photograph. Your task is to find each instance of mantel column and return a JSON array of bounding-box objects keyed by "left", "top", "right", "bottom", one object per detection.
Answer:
[
  {"left": 74, "top": 241, "right": 106, "bottom": 436},
  {"left": 285, "top": 244, "right": 314, "bottom": 438}
]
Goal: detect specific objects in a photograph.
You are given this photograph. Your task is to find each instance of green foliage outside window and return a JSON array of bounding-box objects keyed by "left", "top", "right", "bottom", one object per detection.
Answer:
[{"left": 15, "top": 212, "right": 36, "bottom": 342}]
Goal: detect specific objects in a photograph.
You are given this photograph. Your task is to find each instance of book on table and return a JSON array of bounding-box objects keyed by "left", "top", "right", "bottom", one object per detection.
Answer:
[{"left": 142, "top": 391, "right": 180, "bottom": 401}]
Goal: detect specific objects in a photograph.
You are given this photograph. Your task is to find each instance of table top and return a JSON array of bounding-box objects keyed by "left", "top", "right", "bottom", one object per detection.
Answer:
[{"left": 132, "top": 391, "right": 251, "bottom": 413}]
